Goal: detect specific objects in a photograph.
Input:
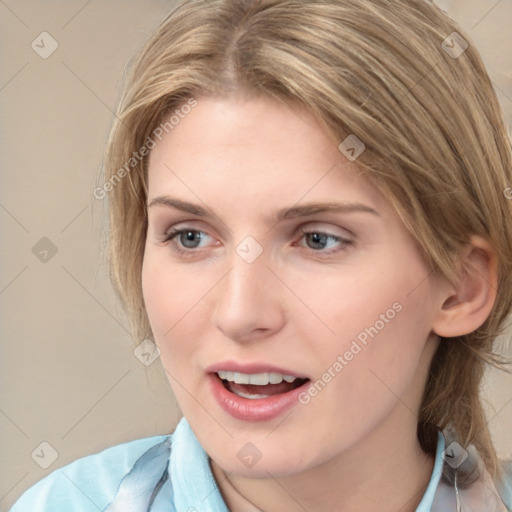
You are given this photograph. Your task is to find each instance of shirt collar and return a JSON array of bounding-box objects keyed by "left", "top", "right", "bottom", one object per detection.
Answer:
[
  {"left": 415, "top": 431, "right": 446, "bottom": 511},
  {"left": 170, "top": 418, "right": 229, "bottom": 512}
]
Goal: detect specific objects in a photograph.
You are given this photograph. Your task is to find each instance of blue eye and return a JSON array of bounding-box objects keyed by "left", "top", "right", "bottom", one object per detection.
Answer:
[
  {"left": 299, "top": 230, "right": 353, "bottom": 254},
  {"left": 171, "top": 229, "right": 204, "bottom": 249},
  {"left": 163, "top": 228, "right": 212, "bottom": 256},
  {"left": 161, "top": 227, "right": 353, "bottom": 258},
  {"left": 304, "top": 232, "right": 338, "bottom": 250}
]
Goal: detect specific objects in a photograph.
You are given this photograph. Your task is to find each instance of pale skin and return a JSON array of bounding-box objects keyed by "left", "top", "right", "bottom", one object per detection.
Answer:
[{"left": 141, "top": 93, "right": 497, "bottom": 512}]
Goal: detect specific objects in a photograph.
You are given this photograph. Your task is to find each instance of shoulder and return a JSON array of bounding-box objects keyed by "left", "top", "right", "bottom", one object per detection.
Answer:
[
  {"left": 9, "top": 434, "right": 171, "bottom": 512},
  {"left": 498, "top": 459, "right": 512, "bottom": 510}
]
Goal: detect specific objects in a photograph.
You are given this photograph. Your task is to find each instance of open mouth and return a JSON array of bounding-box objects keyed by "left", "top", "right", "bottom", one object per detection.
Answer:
[{"left": 216, "top": 370, "right": 309, "bottom": 399}]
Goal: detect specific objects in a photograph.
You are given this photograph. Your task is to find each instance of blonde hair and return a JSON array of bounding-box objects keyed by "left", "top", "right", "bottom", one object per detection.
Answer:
[{"left": 100, "top": 0, "right": 512, "bottom": 479}]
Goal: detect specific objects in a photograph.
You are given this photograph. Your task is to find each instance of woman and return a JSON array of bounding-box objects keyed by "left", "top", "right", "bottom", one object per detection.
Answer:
[{"left": 11, "top": 0, "right": 512, "bottom": 510}]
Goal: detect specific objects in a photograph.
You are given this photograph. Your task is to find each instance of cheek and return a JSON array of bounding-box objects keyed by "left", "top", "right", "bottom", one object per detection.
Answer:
[
  {"left": 141, "top": 253, "right": 194, "bottom": 363},
  {"left": 141, "top": 251, "right": 216, "bottom": 371},
  {"left": 289, "top": 251, "right": 434, "bottom": 386},
  {"left": 287, "top": 255, "right": 425, "bottom": 342},
  {"left": 142, "top": 248, "right": 201, "bottom": 334},
  {"left": 141, "top": 255, "right": 174, "bottom": 338}
]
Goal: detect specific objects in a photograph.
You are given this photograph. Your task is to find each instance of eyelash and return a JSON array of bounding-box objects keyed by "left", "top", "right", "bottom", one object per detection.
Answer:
[{"left": 161, "top": 226, "right": 353, "bottom": 258}]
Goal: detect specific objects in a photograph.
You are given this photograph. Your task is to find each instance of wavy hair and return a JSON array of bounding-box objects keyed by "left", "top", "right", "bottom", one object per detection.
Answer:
[{"left": 99, "top": 0, "right": 512, "bottom": 479}]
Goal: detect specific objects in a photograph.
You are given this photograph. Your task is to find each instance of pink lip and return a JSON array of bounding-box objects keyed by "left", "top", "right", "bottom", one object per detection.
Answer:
[
  {"left": 206, "top": 361, "right": 310, "bottom": 422},
  {"left": 206, "top": 360, "right": 309, "bottom": 379}
]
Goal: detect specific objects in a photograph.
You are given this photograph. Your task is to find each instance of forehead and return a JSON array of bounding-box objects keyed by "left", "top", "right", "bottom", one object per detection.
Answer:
[{"left": 147, "top": 95, "right": 386, "bottom": 215}]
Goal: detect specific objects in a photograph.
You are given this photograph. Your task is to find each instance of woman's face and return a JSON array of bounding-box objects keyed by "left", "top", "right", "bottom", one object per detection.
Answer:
[{"left": 142, "top": 94, "right": 443, "bottom": 477}]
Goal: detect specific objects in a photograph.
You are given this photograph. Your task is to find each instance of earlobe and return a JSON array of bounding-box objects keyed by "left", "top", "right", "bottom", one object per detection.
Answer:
[{"left": 432, "top": 236, "right": 498, "bottom": 338}]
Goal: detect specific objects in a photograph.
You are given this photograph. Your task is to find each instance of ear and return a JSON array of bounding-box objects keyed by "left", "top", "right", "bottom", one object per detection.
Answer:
[{"left": 432, "top": 236, "right": 498, "bottom": 337}]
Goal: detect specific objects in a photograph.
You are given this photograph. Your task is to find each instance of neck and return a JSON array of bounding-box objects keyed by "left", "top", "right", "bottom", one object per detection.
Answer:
[{"left": 211, "top": 411, "right": 436, "bottom": 512}]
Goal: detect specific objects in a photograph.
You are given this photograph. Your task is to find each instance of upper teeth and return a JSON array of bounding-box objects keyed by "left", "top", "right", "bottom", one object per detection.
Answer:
[{"left": 218, "top": 371, "right": 297, "bottom": 385}]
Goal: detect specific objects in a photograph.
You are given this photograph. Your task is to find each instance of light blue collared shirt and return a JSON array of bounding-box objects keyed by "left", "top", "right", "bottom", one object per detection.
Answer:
[{"left": 9, "top": 417, "right": 511, "bottom": 511}]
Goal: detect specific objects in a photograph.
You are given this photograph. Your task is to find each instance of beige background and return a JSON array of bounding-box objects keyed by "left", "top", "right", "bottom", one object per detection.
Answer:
[{"left": 1, "top": 1, "right": 511, "bottom": 510}]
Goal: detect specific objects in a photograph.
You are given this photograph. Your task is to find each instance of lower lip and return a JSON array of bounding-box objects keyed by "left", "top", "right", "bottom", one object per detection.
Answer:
[{"left": 208, "top": 373, "right": 310, "bottom": 422}]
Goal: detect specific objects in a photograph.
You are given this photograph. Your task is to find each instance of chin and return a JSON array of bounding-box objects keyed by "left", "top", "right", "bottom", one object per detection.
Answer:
[{"left": 209, "top": 437, "right": 319, "bottom": 479}]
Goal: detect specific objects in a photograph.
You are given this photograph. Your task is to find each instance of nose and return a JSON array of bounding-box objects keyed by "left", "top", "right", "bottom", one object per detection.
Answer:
[{"left": 212, "top": 247, "right": 286, "bottom": 343}]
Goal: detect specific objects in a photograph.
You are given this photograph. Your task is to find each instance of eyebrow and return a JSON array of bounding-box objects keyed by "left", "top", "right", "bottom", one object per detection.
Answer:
[{"left": 147, "top": 196, "right": 380, "bottom": 222}]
